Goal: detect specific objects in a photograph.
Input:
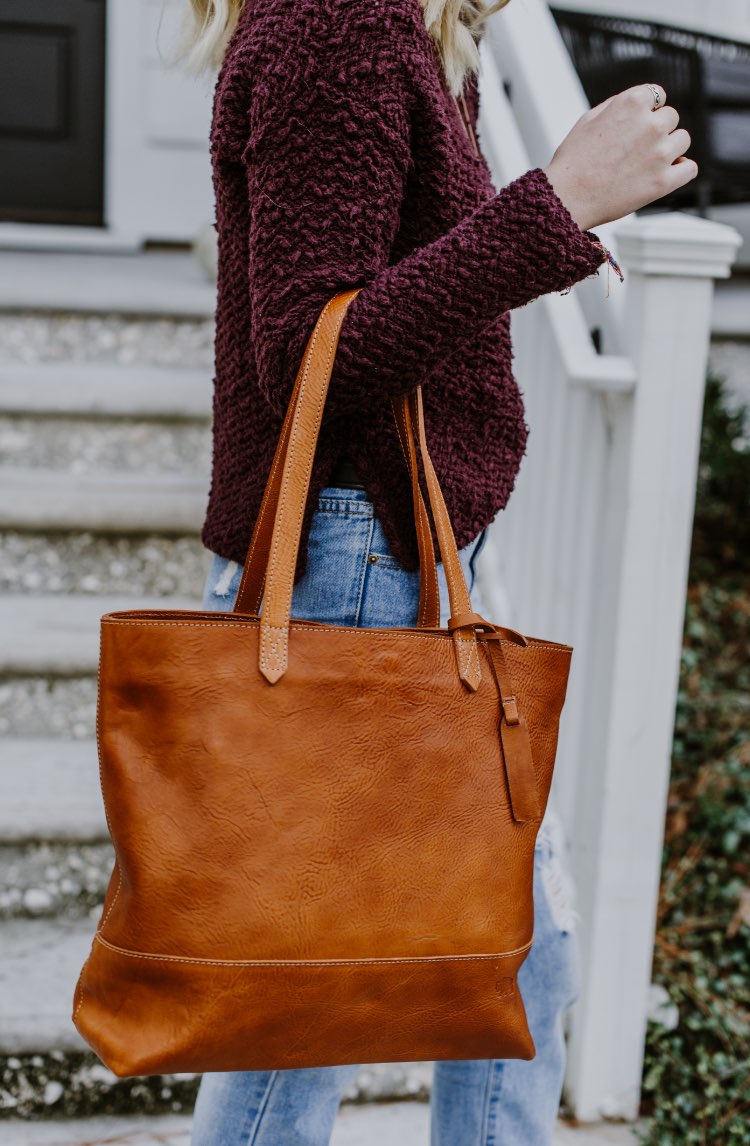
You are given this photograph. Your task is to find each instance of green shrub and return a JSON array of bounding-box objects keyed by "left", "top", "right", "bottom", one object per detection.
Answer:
[
  {"left": 640, "top": 377, "right": 750, "bottom": 1144},
  {"left": 691, "top": 375, "right": 750, "bottom": 579}
]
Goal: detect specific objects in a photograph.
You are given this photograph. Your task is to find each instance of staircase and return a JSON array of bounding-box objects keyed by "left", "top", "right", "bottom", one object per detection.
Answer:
[
  {"left": 0, "top": 251, "right": 213, "bottom": 1117},
  {"left": 0, "top": 250, "right": 446, "bottom": 1121}
]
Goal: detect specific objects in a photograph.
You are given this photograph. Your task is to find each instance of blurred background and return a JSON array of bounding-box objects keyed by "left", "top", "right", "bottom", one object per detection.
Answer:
[{"left": 0, "top": 1, "right": 748, "bottom": 1144}]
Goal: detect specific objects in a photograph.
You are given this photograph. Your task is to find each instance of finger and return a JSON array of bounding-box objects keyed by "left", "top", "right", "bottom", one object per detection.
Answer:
[
  {"left": 639, "top": 82, "right": 667, "bottom": 110},
  {"left": 665, "top": 127, "right": 692, "bottom": 161},
  {"left": 655, "top": 105, "right": 680, "bottom": 134},
  {"left": 669, "top": 155, "right": 699, "bottom": 190}
]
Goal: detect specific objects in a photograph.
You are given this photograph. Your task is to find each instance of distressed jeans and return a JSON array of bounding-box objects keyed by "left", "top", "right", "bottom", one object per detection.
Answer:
[{"left": 191, "top": 486, "right": 581, "bottom": 1146}]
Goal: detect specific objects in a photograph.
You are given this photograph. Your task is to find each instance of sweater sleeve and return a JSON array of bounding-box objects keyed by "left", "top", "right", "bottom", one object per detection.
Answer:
[{"left": 244, "top": 8, "right": 606, "bottom": 418}]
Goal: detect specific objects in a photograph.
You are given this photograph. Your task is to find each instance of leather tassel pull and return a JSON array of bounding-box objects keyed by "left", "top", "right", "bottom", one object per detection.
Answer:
[
  {"left": 486, "top": 641, "right": 541, "bottom": 823},
  {"left": 499, "top": 702, "right": 540, "bottom": 823}
]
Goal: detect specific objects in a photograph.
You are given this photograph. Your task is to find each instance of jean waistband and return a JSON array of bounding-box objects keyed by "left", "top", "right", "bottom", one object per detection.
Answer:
[{"left": 318, "top": 485, "right": 371, "bottom": 503}]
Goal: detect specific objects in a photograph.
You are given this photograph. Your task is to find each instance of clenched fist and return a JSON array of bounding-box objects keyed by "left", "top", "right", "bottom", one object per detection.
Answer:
[{"left": 543, "top": 83, "right": 698, "bottom": 232}]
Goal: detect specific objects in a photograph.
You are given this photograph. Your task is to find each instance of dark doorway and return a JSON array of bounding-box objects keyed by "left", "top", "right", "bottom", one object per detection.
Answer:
[{"left": 0, "top": 0, "right": 106, "bottom": 226}]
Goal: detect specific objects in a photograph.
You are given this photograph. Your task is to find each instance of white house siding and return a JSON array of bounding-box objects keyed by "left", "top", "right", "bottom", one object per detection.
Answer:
[
  {"left": 106, "top": 0, "right": 215, "bottom": 245},
  {"left": 0, "top": 0, "right": 215, "bottom": 250}
]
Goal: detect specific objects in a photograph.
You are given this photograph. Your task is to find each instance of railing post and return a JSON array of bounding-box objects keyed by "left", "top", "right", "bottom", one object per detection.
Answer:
[{"left": 564, "top": 214, "right": 740, "bottom": 1120}]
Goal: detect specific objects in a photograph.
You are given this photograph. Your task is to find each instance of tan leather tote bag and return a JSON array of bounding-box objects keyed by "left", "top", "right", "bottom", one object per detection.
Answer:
[{"left": 73, "top": 290, "right": 572, "bottom": 1077}]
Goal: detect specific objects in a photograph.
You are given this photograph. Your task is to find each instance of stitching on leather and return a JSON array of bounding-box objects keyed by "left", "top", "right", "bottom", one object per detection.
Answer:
[
  {"left": 238, "top": 427, "right": 289, "bottom": 609},
  {"left": 237, "top": 401, "right": 293, "bottom": 613},
  {"left": 240, "top": 294, "right": 357, "bottom": 617},
  {"left": 416, "top": 396, "right": 475, "bottom": 636},
  {"left": 393, "top": 399, "right": 431, "bottom": 627},
  {"left": 466, "top": 633, "right": 481, "bottom": 679},
  {"left": 78, "top": 626, "right": 124, "bottom": 1022},
  {"left": 99, "top": 619, "right": 570, "bottom": 654},
  {"left": 456, "top": 632, "right": 480, "bottom": 684},
  {"left": 73, "top": 967, "right": 87, "bottom": 1022},
  {"left": 93, "top": 932, "right": 533, "bottom": 967},
  {"left": 95, "top": 627, "right": 122, "bottom": 931},
  {"left": 262, "top": 297, "right": 339, "bottom": 666},
  {"left": 403, "top": 396, "right": 438, "bottom": 628},
  {"left": 259, "top": 622, "right": 290, "bottom": 673},
  {"left": 282, "top": 299, "right": 337, "bottom": 614},
  {"left": 100, "top": 870, "right": 122, "bottom": 933},
  {"left": 418, "top": 398, "right": 470, "bottom": 618},
  {"left": 266, "top": 305, "right": 325, "bottom": 631}
]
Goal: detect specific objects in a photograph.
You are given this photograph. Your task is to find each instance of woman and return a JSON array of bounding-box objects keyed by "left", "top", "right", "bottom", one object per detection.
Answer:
[{"left": 186, "top": 0, "right": 696, "bottom": 1142}]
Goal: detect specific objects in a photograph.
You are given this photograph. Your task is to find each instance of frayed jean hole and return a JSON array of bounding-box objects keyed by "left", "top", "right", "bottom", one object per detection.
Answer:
[
  {"left": 539, "top": 850, "right": 580, "bottom": 936},
  {"left": 535, "top": 814, "right": 580, "bottom": 935},
  {"left": 212, "top": 560, "right": 239, "bottom": 597}
]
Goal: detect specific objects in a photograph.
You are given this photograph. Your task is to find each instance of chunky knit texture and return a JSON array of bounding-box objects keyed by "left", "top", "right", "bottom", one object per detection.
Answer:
[{"left": 202, "top": 0, "right": 607, "bottom": 580}]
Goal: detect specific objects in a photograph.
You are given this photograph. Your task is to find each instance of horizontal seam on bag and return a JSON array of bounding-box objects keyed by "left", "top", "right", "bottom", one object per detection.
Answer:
[
  {"left": 93, "top": 933, "right": 533, "bottom": 967},
  {"left": 98, "top": 620, "right": 570, "bottom": 655}
]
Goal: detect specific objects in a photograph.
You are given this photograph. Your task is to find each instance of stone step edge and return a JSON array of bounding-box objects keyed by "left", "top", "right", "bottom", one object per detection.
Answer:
[
  {"left": 0, "top": 920, "right": 644, "bottom": 1142},
  {"left": 0, "top": 362, "right": 211, "bottom": 420},
  {"left": 0, "top": 592, "right": 201, "bottom": 674},
  {"left": 0, "top": 250, "right": 215, "bottom": 319},
  {"left": 0, "top": 468, "right": 208, "bottom": 535},
  {"left": 0, "top": 738, "right": 108, "bottom": 843},
  {"left": 0, "top": 1111, "right": 639, "bottom": 1146},
  {"left": 0, "top": 921, "right": 436, "bottom": 1114}
]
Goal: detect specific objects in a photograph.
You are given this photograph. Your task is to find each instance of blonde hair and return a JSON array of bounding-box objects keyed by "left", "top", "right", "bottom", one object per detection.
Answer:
[{"left": 183, "top": 0, "right": 511, "bottom": 94}]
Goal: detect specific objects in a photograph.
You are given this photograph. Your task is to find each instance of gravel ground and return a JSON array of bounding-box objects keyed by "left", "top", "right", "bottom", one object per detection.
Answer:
[
  {"left": 0, "top": 417, "right": 210, "bottom": 474},
  {"left": 0, "top": 533, "right": 210, "bottom": 597},
  {"left": 0, "top": 314, "right": 214, "bottom": 368},
  {"left": 0, "top": 1056, "right": 433, "bottom": 1122},
  {"left": 0, "top": 678, "right": 97, "bottom": 739},
  {"left": 0, "top": 843, "right": 112, "bottom": 921},
  {"left": 0, "top": 1054, "right": 200, "bottom": 1121}
]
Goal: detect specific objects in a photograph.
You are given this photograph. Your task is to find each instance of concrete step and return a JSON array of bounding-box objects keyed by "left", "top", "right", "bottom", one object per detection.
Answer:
[
  {"left": 0, "top": 740, "right": 107, "bottom": 842},
  {"left": 0, "top": 593, "right": 197, "bottom": 675},
  {"left": 0, "top": 251, "right": 215, "bottom": 318},
  {"left": 0, "top": 361, "right": 211, "bottom": 420},
  {"left": 0, "top": 917, "right": 640, "bottom": 1140},
  {"left": 0, "top": 469, "right": 208, "bottom": 534},
  {"left": 0, "top": 840, "right": 112, "bottom": 918},
  {"left": 0, "top": 1108, "right": 641, "bottom": 1144},
  {"left": 0, "top": 678, "right": 97, "bottom": 740},
  {"left": 0, "top": 312, "right": 213, "bottom": 374},
  {"left": 0, "top": 918, "right": 92, "bottom": 1052},
  {"left": 0, "top": 416, "right": 210, "bottom": 474},
  {"left": 0, "top": 533, "right": 209, "bottom": 598}
]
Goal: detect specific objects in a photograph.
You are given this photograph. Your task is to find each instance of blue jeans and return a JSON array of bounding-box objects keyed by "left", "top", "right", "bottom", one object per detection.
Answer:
[{"left": 191, "top": 486, "right": 581, "bottom": 1146}]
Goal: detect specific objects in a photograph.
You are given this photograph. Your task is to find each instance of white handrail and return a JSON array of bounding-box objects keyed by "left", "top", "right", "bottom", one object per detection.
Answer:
[
  {"left": 484, "top": 0, "right": 627, "bottom": 342},
  {"left": 551, "top": 0, "right": 750, "bottom": 43},
  {"left": 478, "top": 41, "right": 636, "bottom": 394},
  {"left": 476, "top": 0, "right": 741, "bottom": 1123}
]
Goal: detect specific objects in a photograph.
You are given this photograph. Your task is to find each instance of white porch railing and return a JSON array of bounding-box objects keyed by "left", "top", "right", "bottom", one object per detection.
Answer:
[
  {"left": 476, "top": 0, "right": 741, "bottom": 1122},
  {"left": 550, "top": 0, "right": 750, "bottom": 44}
]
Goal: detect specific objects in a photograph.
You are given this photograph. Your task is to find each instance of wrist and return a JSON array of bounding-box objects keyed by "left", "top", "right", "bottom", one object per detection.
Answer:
[{"left": 542, "top": 162, "right": 596, "bottom": 233}]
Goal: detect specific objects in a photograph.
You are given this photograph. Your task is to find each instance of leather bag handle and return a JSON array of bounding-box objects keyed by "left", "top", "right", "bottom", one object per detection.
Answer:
[
  {"left": 236, "top": 290, "right": 482, "bottom": 690},
  {"left": 233, "top": 311, "right": 441, "bottom": 628},
  {"left": 390, "top": 393, "right": 441, "bottom": 628}
]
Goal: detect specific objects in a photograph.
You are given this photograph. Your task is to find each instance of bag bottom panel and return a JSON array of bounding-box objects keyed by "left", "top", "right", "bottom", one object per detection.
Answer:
[{"left": 74, "top": 936, "right": 535, "bottom": 1075}]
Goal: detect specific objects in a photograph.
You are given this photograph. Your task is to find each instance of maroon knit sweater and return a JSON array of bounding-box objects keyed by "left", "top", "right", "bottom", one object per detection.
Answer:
[{"left": 202, "top": 0, "right": 607, "bottom": 579}]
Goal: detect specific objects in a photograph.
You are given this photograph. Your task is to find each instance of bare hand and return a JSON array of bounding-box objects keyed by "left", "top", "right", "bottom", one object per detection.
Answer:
[{"left": 543, "top": 84, "right": 698, "bottom": 232}]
